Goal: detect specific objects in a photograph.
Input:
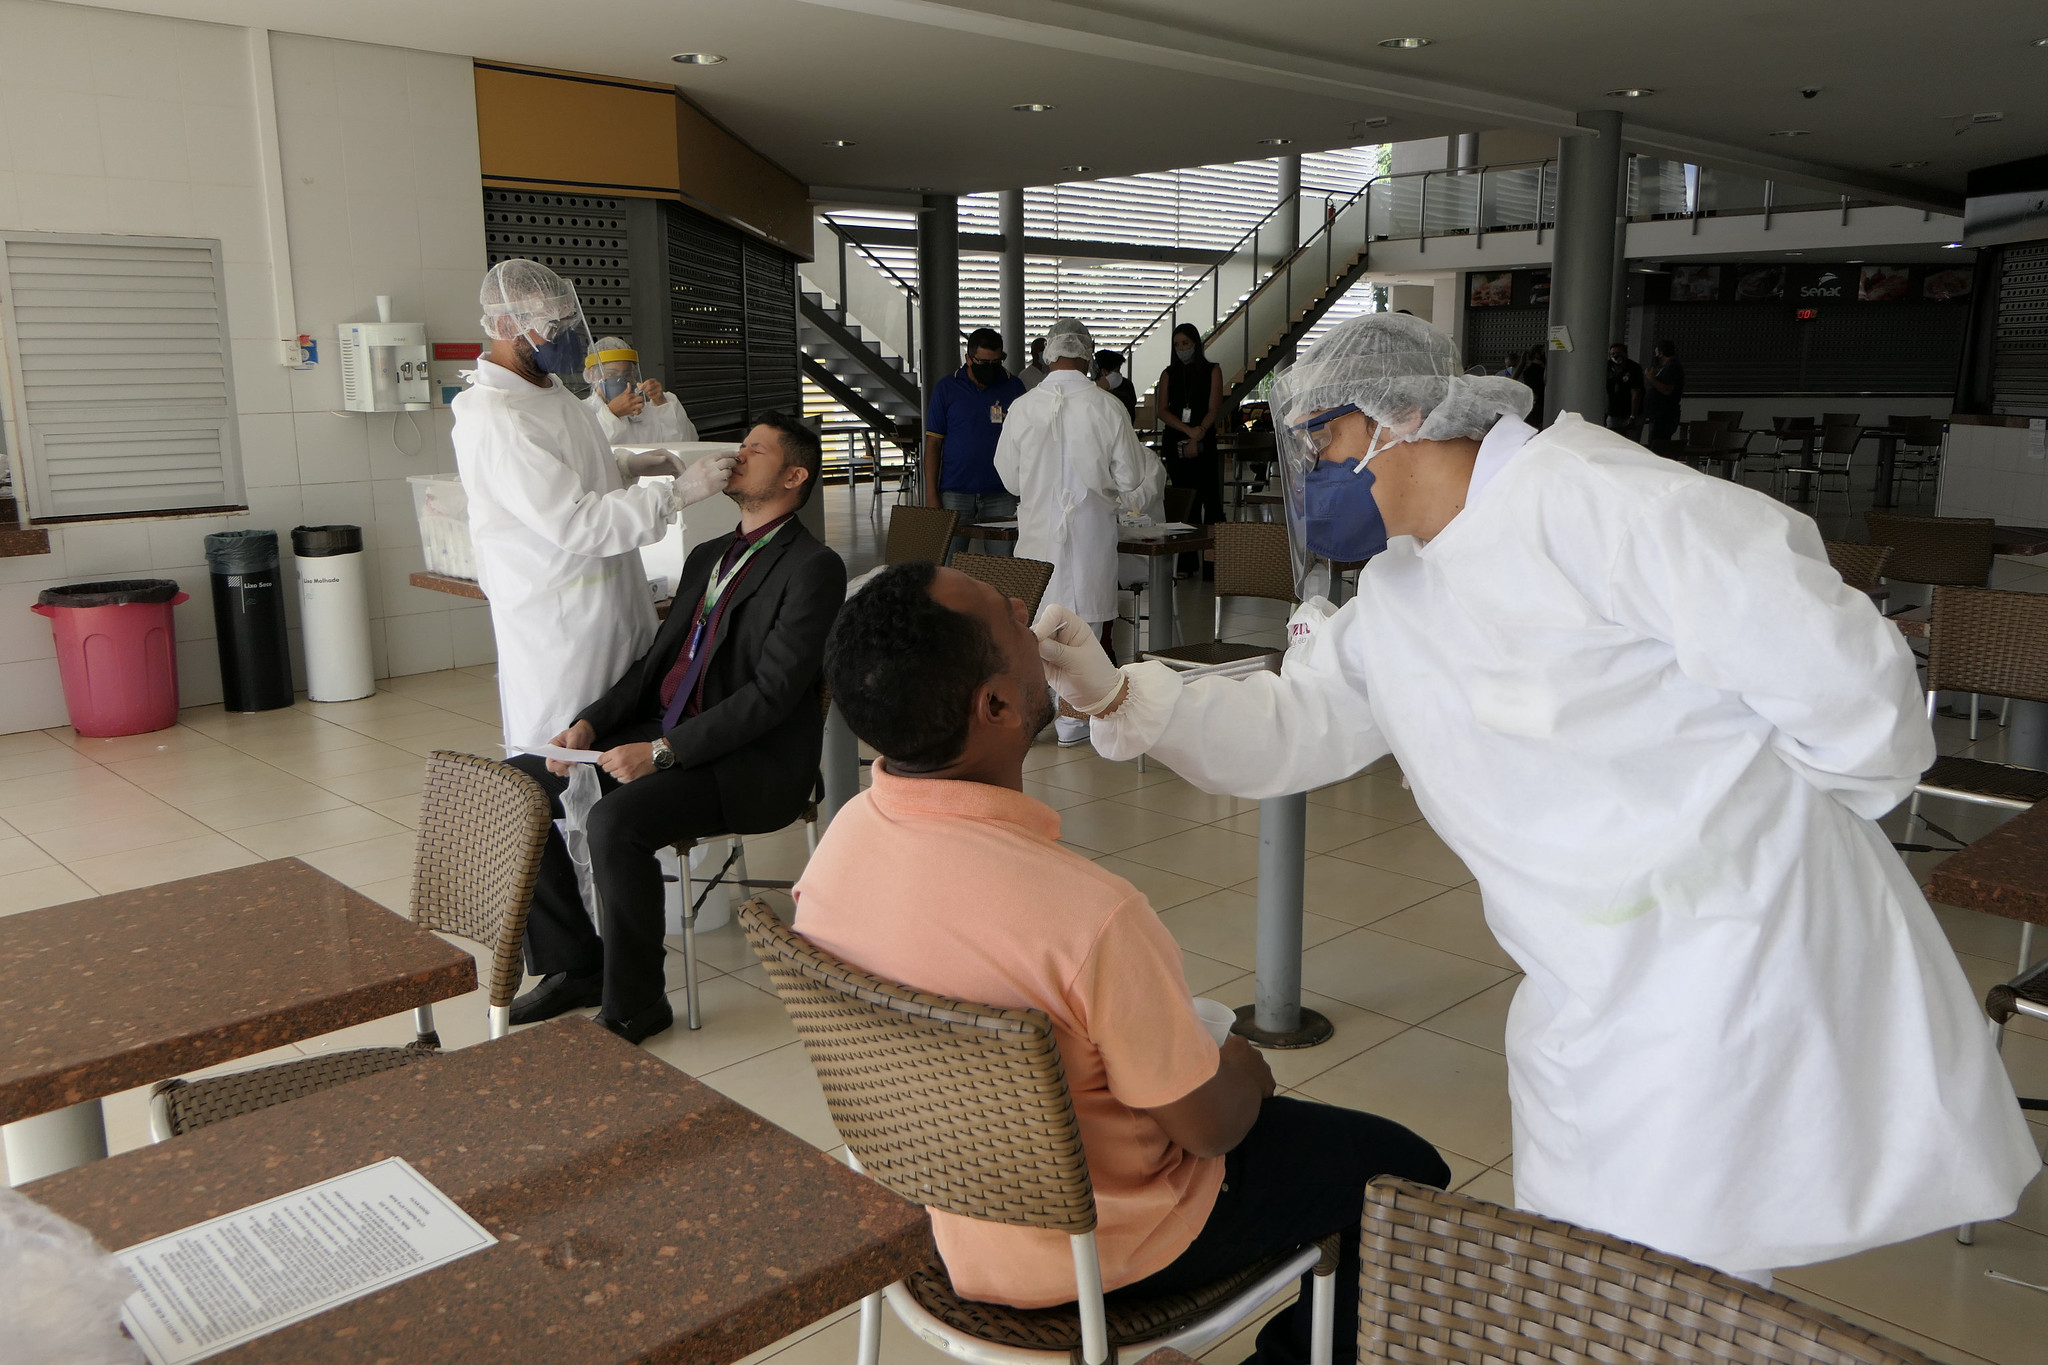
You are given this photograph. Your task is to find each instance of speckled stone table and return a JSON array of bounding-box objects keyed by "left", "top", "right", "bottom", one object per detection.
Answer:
[
  {"left": 1924, "top": 796, "right": 2048, "bottom": 925},
  {"left": 27, "top": 1018, "right": 933, "bottom": 1365},
  {"left": 1, "top": 857, "right": 476, "bottom": 1183}
]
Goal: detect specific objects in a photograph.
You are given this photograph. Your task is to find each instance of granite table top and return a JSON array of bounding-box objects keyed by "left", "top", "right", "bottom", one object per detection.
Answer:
[
  {"left": 1923, "top": 796, "right": 2048, "bottom": 925},
  {"left": 0, "top": 857, "right": 476, "bottom": 1124},
  {"left": 27, "top": 1019, "right": 933, "bottom": 1365}
]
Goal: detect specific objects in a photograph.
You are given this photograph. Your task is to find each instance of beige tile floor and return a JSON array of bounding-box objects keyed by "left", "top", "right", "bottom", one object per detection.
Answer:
[{"left": 5, "top": 587, "right": 2048, "bottom": 1364}]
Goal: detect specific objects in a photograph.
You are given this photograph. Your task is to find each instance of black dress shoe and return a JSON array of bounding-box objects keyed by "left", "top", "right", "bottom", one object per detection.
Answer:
[
  {"left": 596, "top": 998, "right": 675, "bottom": 1045},
  {"left": 509, "top": 971, "right": 603, "bottom": 1026}
]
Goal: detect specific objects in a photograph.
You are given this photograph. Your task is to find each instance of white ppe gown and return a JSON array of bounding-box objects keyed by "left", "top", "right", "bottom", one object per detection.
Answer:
[
  {"left": 586, "top": 391, "right": 698, "bottom": 446},
  {"left": 996, "top": 370, "right": 1165, "bottom": 626},
  {"left": 1090, "top": 413, "right": 2039, "bottom": 1274},
  {"left": 453, "top": 359, "right": 670, "bottom": 750}
]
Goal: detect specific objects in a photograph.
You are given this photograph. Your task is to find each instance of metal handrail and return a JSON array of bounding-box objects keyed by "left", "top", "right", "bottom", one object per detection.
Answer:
[
  {"left": 821, "top": 214, "right": 920, "bottom": 300},
  {"left": 819, "top": 213, "right": 922, "bottom": 386}
]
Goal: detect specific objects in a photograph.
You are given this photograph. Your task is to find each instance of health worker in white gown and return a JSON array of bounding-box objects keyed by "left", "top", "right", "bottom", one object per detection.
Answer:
[
  {"left": 1032, "top": 312, "right": 2038, "bottom": 1280},
  {"left": 582, "top": 335, "right": 700, "bottom": 446},
  {"left": 453, "top": 261, "right": 733, "bottom": 751},
  {"left": 995, "top": 318, "right": 1163, "bottom": 744}
]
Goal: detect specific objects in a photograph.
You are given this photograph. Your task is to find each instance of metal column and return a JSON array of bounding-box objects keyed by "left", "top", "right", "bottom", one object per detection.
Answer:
[
  {"left": 4, "top": 1101, "right": 108, "bottom": 1186},
  {"left": 1234, "top": 792, "right": 1333, "bottom": 1048},
  {"left": 917, "top": 193, "right": 961, "bottom": 411},
  {"left": 999, "top": 189, "right": 1026, "bottom": 374},
  {"left": 1453, "top": 133, "right": 1480, "bottom": 169},
  {"left": 820, "top": 699, "right": 860, "bottom": 831},
  {"left": 1545, "top": 110, "right": 1626, "bottom": 426}
]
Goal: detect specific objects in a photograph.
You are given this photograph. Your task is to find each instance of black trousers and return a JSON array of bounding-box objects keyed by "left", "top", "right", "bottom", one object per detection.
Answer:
[
  {"left": 1646, "top": 410, "right": 1681, "bottom": 449},
  {"left": 1166, "top": 447, "right": 1225, "bottom": 573},
  {"left": 508, "top": 733, "right": 730, "bottom": 1021},
  {"left": 1111, "top": 1096, "right": 1450, "bottom": 1365}
]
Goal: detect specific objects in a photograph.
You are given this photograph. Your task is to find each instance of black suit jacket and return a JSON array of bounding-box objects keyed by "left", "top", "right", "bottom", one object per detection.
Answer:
[{"left": 578, "top": 516, "right": 847, "bottom": 834}]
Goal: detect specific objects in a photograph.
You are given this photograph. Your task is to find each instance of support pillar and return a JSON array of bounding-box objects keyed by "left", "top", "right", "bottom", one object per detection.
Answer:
[
  {"left": 1545, "top": 111, "right": 1625, "bottom": 426},
  {"left": 1234, "top": 793, "right": 1333, "bottom": 1049},
  {"left": 1453, "top": 133, "right": 1480, "bottom": 169},
  {"left": 999, "top": 189, "right": 1026, "bottom": 374},
  {"left": 1275, "top": 153, "right": 1301, "bottom": 255},
  {"left": 917, "top": 192, "right": 960, "bottom": 406}
]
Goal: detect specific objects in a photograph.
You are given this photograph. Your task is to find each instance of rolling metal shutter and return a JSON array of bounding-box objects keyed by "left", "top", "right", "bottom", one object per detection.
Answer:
[
  {"left": 482, "top": 188, "right": 632, "bottom": 391},
  {"left": 1994, "top": 242, "right": 2048, "bottom": 415},
  {"left": 742, "top": 237, "right": 799, "bottom": 419},
  {"left": 667, "top": 204, "right": 799, "bottom": 436},
  {"left": 0, "top": 233, "right": 243, "bottom": 520}
]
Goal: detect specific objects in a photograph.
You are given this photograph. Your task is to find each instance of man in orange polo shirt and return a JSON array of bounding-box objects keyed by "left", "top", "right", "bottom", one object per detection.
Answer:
[{"left": 793, "top": 563, "right": 1447, "bottom": 1365}]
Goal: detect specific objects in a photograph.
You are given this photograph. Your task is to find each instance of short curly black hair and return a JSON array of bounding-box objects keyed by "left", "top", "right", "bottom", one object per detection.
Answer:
[{"left": 825, "top": 563, "right": 1004, "bottom": 771}]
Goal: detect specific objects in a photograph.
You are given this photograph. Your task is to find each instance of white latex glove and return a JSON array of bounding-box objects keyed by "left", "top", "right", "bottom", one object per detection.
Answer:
[
  {"left": 671, "top": 452, "right": 736, "bottom": 510},
  {"left": 618, "top": 449, "right": 677, "bottom": 479},
  {"left": 1032, "top": 605, "right": 1123, "bottom": 714}
]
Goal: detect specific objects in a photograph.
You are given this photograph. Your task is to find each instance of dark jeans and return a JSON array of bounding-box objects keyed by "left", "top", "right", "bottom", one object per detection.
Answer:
[
  {"left": 508, "top": 734, "right": 730, "bottom": 1020},
  {"left": 1111, "top": 1096, "right": 1449, "bottom": 1365},
  {"left": 940, "top": 490, "right": 1018, "bottom": 559},
  {"left": 1646, "top": 410, "right": 1681, "bottom": 449}
]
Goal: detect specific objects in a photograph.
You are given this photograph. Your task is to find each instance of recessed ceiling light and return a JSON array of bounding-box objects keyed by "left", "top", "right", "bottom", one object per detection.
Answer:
[
  {"left": 1889, "top": 160, "right": 1930, "bottom": 168},
  {"left": 1944, "top": 241, "right": 1965, "bottom": 248},
  {"left": 1766, "top": 129, "right": 1812, "bottom": 137},
  {"left": 2034, "top": 36, "right": 2048, "bottom": 45},
  {"left": 1363, "top": 116, "right": 1392, "bottom": 129},
  {"left": 1378, "top": 37, "right": 1433, "bottom": 49},
  {"left": 1847, "top": 259, "right": 1864, "bottom": 264},
  {"left": 1061, "top": 166, "right": 1092, "bottom": 174},
  {"left": 822, "top": 140, "right": 855, "bottom": 148},
  {"left": 1605, "top": 88, "right": 1654, "bottom": 98},
  {"left": 670, "top": 52, "right": 726, "bottom": 65},
  {"left": 1012, "top": 103, "right": 1054, "bottom": 113},
  {"left": 1786, "top": 251, "right": 1805, "bottom": 256},
  {"left": 1257, "top": 137, "right": 1294, "bottom": 146}
]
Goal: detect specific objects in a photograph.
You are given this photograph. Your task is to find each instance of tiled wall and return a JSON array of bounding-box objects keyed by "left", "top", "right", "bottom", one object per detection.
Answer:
[{"left": 0, "top": 2, "right": 491, "bottom": 733}]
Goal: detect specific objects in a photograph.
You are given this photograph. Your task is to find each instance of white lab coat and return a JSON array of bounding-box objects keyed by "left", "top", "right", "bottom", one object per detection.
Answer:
[
  {"left": 586, "top": 389, "right": 698, "bottom": 446},
  {"left": 996, "top": 369, "right": 1165, "bottom": 626},
  {"left": 453, "top": 359, "right": 670, "bottom": 750},
  {"left": 1091, "top": 412, "right": 2039, "bottom": 1274}
]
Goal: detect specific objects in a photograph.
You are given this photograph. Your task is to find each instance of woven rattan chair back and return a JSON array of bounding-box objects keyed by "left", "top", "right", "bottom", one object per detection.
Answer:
[
  {"left": 1823, "top": 541, "right": 1892, "bottom": 594},
  {"left": 739, "top": 899, "right": 1096, "bottom": 1233},
  {"left": 953, "top": 553, "right": 1056, "bottom": 619},
  {"left": 1927, "top": 585, "right": 2048, "bottom": 704},
  {"left": 1864, "top": 511, "right": 1996, "bottom": 587},
  {"left": 408, "top": 751, "right": 551, "bottom": 1009},
  {"left": 1212, "top": 521, "right": 1298, "bottom": 606},
  {"left": 1359, "top": 1177, "right": 1934, "bottom": 1365},
  {"left": 886, "top": 505, "right": 961, "bottom": 565}
]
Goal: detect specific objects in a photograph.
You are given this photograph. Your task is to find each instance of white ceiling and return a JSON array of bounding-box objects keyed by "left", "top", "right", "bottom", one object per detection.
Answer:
[{"left": 67, "top": 0, "right": 2048, "bottom": 210}]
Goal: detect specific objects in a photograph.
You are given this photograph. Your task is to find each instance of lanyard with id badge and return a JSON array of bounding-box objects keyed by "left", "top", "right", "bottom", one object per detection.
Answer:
[{"left": 662, "top": 524, "right": 785, "bottom": 728}]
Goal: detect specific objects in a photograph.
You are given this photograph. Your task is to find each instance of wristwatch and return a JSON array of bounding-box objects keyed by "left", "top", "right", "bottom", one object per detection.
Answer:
[{"left": 650, "top": 737, "right": 677, "bottom": 770}]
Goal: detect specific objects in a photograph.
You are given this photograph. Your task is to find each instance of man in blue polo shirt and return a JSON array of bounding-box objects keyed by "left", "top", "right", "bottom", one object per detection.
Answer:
[{"left": 925, "top": 326, "right": 1028, "bottom": 556}]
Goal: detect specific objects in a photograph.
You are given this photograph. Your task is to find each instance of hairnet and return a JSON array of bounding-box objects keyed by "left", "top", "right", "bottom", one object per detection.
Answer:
[
  {"left": 1273, "top": 311, "right": 1532, "bottom": 444},
  {"left": 1043, "top": 318, "right": 1094, "bottom": 363},
  {"left": 479, "top": 259, "right": 581, "bottom": 342}
]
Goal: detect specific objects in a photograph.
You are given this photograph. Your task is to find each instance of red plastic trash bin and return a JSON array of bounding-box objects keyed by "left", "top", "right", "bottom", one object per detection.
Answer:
[{"left": 31, "top": 579, "right": 190, "bottom": 737}]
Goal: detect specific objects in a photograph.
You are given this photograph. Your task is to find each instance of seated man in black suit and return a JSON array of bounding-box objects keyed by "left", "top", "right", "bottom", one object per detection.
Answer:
[{"left": 505, "top": 412, "right": 846, "bottom": 1043}]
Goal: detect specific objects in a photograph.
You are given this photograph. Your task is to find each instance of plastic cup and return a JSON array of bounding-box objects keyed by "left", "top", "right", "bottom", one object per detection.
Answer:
[{"left": 1192, "top": 997, "right": 1236, "bottom": 1046}]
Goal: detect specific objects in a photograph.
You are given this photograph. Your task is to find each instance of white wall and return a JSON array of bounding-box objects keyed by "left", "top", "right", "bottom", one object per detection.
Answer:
[{"left": 0, "top": 1, "right": 490, "bottom": 732}]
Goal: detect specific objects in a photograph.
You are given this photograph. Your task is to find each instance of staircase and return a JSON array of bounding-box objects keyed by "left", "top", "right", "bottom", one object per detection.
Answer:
[{"left": 798, "top": 291, "right": 921, "bottom": 444}]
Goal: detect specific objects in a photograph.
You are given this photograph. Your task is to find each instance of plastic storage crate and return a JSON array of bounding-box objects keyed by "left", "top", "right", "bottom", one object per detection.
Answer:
[{"left": 407, "top": 474, "right": 476, "bottom": 581}]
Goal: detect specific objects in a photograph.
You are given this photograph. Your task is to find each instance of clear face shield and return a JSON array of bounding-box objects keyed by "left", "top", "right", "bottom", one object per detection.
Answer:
[
  {"left": 583, "top": 343, "right": 644, "bottom": 405},
  {"left": 1274, "top": 369, "right": 1400, "bottom": 600}
]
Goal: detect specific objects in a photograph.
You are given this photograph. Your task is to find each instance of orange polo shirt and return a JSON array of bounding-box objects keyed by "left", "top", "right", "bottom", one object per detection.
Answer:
[{"left": 793, "top": 763, "right": 1225, "bottom": 1308}]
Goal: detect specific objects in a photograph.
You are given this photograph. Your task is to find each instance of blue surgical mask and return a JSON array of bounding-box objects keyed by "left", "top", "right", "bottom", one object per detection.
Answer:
[
  {"left": 595, "top": 374, "right": 636, "bottom": 401},
  {"left": 528, "top": 321, "right": 591, "bottom": 380},
  {"left": 1303, "top": 458, "right": 1388, "bottom": 564}
]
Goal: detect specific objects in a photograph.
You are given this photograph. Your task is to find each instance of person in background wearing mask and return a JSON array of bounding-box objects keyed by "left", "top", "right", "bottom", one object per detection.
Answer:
[
  {"left": 1154, "top": 322, "right": 1225, "bottom": 578},
  {"left": 1094, "top": 348, "right": 1139, "bottom": 422},
  {"left": 454, "top": 260, "right": 734, "bottom": 752},
  {"left": 1020, "top": 336, "right": 1049, "bottom": 391},
  {"left": 996, "top": 318, "right": 1164, "bottom": 746},
  {"left": 1033, "top": 310, "right": 2038, "bottom": 1289},
  {"left": 925, "top": 327, "right": 1028, "bottom": 557},
  {"left": 1644, "top": 340, "right": 1686, "bottom": 450},
  {"left": 1606, "top": 342, "right": 1645, "bottom": 439},
  {"left": 583, "top": 337, "right": 698, "bottom": 446}
]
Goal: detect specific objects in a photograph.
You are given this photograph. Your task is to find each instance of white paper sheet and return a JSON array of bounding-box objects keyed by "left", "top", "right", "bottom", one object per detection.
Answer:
[
  {"left": 520, "top": 743, "right": 604, "bottom": 764},
  {"left": 116, "top": 1158, "right": 495, "bottom": 1365},
  {"left": 1122, "top": 522, "right": 1197, "bottom": 540}
]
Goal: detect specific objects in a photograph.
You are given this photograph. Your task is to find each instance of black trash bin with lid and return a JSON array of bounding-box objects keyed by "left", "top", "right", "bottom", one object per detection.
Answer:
[{"left": 204, "top": 529, "right": 294, "bottom": 712}]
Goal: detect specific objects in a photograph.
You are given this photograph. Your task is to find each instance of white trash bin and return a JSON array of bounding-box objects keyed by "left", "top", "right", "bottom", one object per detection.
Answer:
[{"left": 291, "top": 525, "right": 375, "bottom": 702}]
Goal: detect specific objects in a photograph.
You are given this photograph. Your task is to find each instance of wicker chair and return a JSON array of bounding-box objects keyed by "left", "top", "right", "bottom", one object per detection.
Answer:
[
  {"left": 1141, "top": 521, "right": 1296, "bottom": 675},
  {"left": 886, "top": 505, "right": 962, "bottom": 565},
  {"left": 1822, "top": 541, "right": 1891, "bottom": 602},
  {"left": 739, "top": 900, "right": 1339, "bottom": 1365},
  {"left": 1864, "top": 512, "right": 1995, "bottom": 590},
  {"left": 148, "top": 751, "right": 550, "bottom": 1139},
  {"left": 1910, "top": 588, "right": 2048, "bottom": 830},
  {"left": 954, "top": 553, "right": 1056, "bottom": 620},
  {"left": 1359, "top": 1177, "right": 1934, "bottom": 1365}
]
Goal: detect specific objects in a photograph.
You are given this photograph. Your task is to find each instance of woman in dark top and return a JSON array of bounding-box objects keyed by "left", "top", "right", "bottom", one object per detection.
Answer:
[{"left": 1153, "top": 323, "right": 1225, "bottom": 576}]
